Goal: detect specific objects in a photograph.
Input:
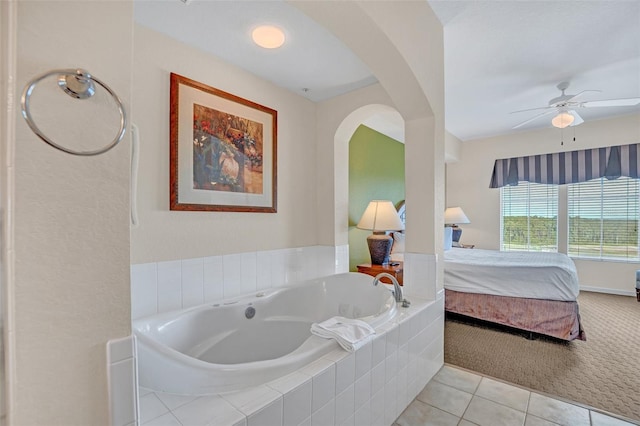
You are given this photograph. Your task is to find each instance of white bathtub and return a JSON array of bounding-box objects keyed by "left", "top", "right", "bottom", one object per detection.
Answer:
[{"left": 134, "top": 272, "right": 398, "bottom": 395}]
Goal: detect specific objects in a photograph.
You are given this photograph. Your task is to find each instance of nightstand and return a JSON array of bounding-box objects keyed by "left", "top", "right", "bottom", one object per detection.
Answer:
[{"left": 356, "top": 262, "right": 403, "bottom": 285}]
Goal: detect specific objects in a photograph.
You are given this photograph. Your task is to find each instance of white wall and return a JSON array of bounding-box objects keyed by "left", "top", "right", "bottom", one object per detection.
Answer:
[
  {"left": 355, "top": 1, "right": 446, "bottom": 294},
  {"left": 298, "top": 1, "right": 445, "bottom": 302},
  {"left": 447, "top": 113, "right": 640, "bottom": 295},
  {"left": 0, "top": 0, "right": 14, "bottom": 421},
  {"left": 131, "top": 25, "right": 318, "bottom": 264},
  {"left": 445, "top": 131, "right": 462, "bottom": 163},
  {"left": 9, "top": 1, "right": 133, "bottom": 423},
  {"left": 2, "top": 3, "right": 446, "bottom": 423}
]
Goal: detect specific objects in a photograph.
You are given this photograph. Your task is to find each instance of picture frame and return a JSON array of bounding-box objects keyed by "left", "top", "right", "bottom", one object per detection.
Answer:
[{"left": 169, "top": 72, "right": 277, "bottom": 212}]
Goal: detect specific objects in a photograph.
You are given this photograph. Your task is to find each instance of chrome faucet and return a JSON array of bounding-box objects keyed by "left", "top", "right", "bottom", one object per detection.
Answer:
[{"left": 373, "top": 272, "right": 403, "bottom": 303}]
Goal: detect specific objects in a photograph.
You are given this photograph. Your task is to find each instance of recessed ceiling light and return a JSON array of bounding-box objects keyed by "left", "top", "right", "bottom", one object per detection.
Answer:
[{"left": 252, "top": 25, "right": 285, "bottom": 49}]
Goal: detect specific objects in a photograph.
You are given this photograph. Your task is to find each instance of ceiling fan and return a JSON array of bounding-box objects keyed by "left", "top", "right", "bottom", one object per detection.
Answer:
[{"left": 511, "top": 81, "right": 640, "bottom": 129}]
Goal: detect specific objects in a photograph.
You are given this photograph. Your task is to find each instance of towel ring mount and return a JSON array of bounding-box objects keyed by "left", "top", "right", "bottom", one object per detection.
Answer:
[{"left": 20, "top": 68, "right": 127, "bottom": 156}]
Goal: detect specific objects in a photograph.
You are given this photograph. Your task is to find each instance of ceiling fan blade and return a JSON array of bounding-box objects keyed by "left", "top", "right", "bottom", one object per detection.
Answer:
[
  {"left": 581, "top": 97, "right": 640, "bottom": 108},
  {"left": 512, "top": 110, "right": 556, "bottom": 129},
  {"left": 510, "top": 106, "right": 553, "bottom": 114},
  {"left": 568, "top": 110, "right": 584, "bottom": 126},
  {"left": 566, "top": 90, "right": 601, "bottom": 102}
]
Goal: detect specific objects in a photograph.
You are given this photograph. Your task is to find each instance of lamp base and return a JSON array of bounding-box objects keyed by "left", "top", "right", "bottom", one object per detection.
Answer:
[
  {"left": 451, "top": 226, "right": 462, "bottom": 243},
  {"left": 367, "top": 232, "right": 393, "bottom": 265}
]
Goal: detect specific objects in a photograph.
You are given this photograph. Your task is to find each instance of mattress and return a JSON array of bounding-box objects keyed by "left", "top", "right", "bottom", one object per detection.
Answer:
[{"left": 443, "top": 248, "right": 579, "bottom": 302}]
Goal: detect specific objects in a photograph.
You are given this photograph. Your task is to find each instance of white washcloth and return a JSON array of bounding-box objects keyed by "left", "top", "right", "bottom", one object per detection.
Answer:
[{"left": 310, "top": 316, "right": 376, "bottom": 352}]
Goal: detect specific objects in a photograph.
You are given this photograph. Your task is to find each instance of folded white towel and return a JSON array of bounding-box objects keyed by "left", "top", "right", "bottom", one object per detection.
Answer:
[{"left": 310, "top": 316, "right": 376, "bottom": 352}]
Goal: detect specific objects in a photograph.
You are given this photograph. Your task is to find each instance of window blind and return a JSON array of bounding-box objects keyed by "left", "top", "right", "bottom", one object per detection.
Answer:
[
  {"left": 568, "top": 177, "right": 640, "bottom": 260},
  {"left": 501, "top": 182, "right": 558, "bottom": 252}
]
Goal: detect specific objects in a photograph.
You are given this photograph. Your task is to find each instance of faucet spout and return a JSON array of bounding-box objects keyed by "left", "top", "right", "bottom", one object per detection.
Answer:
[{"left": 372, "top": 272, "right": 403, "bottom": 303}]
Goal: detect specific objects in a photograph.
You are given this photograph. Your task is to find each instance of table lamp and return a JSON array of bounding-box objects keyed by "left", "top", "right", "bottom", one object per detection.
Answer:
[
  {"left": 357, "top": 200, "right": 405, "bottom": 265},
  {"left": 444, "top": 206, "right": 470, "bottom": 243}
]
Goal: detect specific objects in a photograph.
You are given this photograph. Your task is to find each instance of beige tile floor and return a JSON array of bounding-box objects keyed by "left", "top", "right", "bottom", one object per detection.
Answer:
[{"left": 395, "top": 364, "right": 639, "bottom": 426}]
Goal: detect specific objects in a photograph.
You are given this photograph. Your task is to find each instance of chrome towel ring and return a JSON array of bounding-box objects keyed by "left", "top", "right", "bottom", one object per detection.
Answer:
[{"left": 21, "top": 68, "right": 127, "bottom": 156}]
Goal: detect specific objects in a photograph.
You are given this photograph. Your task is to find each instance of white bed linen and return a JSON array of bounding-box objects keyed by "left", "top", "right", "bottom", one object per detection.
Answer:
[{"left": 443, "top": 248, "right": 579, "bottom": 301}]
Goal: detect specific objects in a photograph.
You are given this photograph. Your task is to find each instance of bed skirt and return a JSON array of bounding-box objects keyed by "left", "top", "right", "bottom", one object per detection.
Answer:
[{"left": 445, "top": 289, "right": 586, "bottom": 341}]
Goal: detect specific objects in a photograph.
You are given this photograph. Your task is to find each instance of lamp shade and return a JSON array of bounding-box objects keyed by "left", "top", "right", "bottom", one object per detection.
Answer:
[
  {"left": 444, "top": 207, "right": 470, "bottom": 225},
  {"left": 357, "top": 200, "right": 405, "bottom": 232}
]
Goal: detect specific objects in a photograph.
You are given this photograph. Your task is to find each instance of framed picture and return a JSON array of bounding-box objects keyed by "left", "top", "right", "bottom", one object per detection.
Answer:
[{"left": 170, "top": 72, "right": 277, "bottom": 212}]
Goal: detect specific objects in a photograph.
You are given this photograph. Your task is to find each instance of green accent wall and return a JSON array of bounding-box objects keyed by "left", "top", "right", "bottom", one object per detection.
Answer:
[{"left": 349, "top": 125, "right": 405, "bottom": 271}]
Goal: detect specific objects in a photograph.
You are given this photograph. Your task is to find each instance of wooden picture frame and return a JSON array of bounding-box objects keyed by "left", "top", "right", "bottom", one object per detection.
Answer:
[{"left": 169, "top": 72, "right": 277, "bottom": 212}]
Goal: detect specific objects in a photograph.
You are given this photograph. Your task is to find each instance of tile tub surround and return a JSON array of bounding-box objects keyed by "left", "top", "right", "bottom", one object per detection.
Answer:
[
  {"left": 107, "top": 336, "right": 139, "bottom": 426},
  {"left": 138, "top": 292, "right": 445, "bottom": 425},
  {"left": 131, "top": 245, "right": 347, "bottom": 320}
]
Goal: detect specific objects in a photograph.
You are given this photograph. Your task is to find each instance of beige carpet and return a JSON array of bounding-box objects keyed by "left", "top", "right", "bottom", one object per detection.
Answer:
[{"left": 444, "top": 291, "right": 640, "bottom": 422}]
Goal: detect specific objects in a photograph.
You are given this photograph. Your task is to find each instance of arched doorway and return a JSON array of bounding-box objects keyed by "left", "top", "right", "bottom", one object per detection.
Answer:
[
  {"left": 335, "top": 104, "right": 405, "bottom": 264},
  {"left": 294, "top": 1, "right": 445, "bottom": 299},
  {"left": 335, "top": 104, "right": 404, "bottom": 271}
]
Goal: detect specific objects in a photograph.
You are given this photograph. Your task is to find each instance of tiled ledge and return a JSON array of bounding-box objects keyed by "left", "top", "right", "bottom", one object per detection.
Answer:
[
  {"left": 138, "top": 293, "right": 445, "bottom": 426},
  {"left": 107, "top": 336, "right": 138, "bottom": 426}
]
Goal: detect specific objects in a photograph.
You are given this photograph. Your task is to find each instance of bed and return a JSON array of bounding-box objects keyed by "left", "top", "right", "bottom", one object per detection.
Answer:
[
  {"left": 391, "top": 201, "right": 585, "bottom": 341},
  {"left": 443, "top": 247, "right": 585, "bottom": 341}
]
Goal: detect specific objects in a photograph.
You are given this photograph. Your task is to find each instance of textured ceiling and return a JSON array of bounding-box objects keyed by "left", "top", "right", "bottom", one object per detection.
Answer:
[
  {"left": 135, "top": 0, "right": 640, "bottom": 142},
  {"left": 134, "top": 0, "right": 377, "bottom": 103},
  {"left": 429, "top": 0, "right": 640, "bottom": 141}
]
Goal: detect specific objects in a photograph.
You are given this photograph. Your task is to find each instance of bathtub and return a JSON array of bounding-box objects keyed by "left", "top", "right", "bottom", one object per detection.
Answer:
[{"left": 134, "top": 272, "right": 398, "bottom": 395}]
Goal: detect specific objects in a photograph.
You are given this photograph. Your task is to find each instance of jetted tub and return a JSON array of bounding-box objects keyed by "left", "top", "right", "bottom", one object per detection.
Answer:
[{"left": 134, "top": 272, "right": 398, "bottom": 395}]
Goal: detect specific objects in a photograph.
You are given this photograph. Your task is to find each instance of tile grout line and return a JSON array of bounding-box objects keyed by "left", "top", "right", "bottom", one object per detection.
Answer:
[
  {"left": 140, "top": 393, "right": 170, "bottom": 425},
  {"left": 483, "top": 383, "right": 533, "bottom": 422},
  {"left": 151, "top": 391, "right": 194, "bottom": 425},
  {"left": 523, "top": 392, "right": 534, "bottom": 425},
  {"left": 457, "top": 383, "right": 475, "bottom": 425},
  {"left": 401, "top": 365, "right": 640, "bottom": 426},
  {"left": 444, "top": 362, "right": 639, "bottom": 425}
]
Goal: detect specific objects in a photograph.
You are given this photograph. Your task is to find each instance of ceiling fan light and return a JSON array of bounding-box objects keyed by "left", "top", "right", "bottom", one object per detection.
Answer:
[{"left": 551, "top": 112, "right": 574, "bottom": 129}]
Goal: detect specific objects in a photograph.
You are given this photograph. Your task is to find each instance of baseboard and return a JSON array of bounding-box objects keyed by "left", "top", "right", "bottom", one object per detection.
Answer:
[{"left": 580, "top": 286, "right": 636, "bottom": 297}]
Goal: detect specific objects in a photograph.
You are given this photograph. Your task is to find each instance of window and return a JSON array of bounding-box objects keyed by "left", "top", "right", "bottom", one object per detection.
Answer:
[
  {"left": 501, "top": 182, "right": 558, "bottom": 252},
  {"left": 568, "top": 177, "right": 640, "bottom": 260}
]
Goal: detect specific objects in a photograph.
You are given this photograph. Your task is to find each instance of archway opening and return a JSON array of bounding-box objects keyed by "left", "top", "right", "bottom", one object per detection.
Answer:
[{"left": 332, "top": 104, "right": 405, "bottom": 270}]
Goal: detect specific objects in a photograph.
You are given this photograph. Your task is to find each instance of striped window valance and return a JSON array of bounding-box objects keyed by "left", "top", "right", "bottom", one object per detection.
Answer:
[{"left": 489, "top": 143, "right": 640, "bottom": 188}]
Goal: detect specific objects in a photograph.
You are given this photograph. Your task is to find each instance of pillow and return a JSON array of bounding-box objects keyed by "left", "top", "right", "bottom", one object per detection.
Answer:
[{"left": 390, "top": 231, "right": 405, "bottom": 254}]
